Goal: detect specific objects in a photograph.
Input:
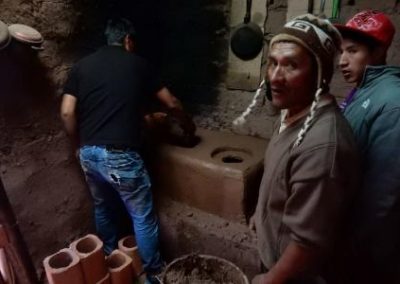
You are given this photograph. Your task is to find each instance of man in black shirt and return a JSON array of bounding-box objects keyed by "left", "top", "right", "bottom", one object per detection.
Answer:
[{"left": 61, "top": 18, "right": 193, "bottom": 283}]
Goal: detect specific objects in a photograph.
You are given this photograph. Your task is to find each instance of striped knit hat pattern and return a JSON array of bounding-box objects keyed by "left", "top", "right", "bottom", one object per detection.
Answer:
[
  {"left": 270, "top": 14, "right": 342, "bottom": 91},
  {"left": 270, "top": 14, "right": 342, "bottom": 148}
]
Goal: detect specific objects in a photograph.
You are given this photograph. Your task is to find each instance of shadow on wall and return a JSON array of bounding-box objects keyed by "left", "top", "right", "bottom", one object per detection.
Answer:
[
  {"left": 63, "top": 0, "right": 230, "bottom": 110},
  {"left": 0, "top": 41, "right": 54, "bottom": 121},
  {"left": 160, "top": 0, "right": 230, "bottom": 108},
  {"left": 63, "top": 0, "right": 165, "bottom": 62}
]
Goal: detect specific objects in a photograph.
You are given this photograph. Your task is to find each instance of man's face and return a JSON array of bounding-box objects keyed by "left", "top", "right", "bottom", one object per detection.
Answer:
[
  {"left": 339, "top": 38, "right": 374, "bottom": 85},
  {"left": 267, "top": 42, "right": 316, "bottom": 115},
  {"left": 124, "top": 35, "right": 135, "bottom": 53}
]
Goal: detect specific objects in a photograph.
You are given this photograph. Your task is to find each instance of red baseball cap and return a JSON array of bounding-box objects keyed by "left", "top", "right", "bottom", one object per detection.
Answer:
[{"left": 335, "top": 10, "right": 395, "bottom": 48}]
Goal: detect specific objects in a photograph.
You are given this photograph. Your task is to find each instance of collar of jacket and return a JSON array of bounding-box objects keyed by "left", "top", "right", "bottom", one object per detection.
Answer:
[{"left": 359, "top": 65, "right": 400, "bottom": 88}]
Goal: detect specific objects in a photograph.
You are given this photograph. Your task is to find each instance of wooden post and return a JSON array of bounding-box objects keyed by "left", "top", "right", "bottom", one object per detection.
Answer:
[{"left": 0, "top": 178, "right": 38, "bottom": 283}]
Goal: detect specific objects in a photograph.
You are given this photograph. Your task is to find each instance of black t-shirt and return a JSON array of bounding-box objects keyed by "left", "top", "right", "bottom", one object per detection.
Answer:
[{"left": 64, "top": 46, "right": 162, "bottom": 148}]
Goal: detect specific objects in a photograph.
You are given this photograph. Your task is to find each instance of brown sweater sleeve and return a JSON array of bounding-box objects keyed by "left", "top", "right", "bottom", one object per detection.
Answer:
[{"left": 283, "top": 144, "right": 354, "bottom": 250}]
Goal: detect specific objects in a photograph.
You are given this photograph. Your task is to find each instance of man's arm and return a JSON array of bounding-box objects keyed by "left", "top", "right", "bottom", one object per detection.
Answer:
[
  {"left": 156, "top": 87, "right": 182, "bottom": 110},
  {"left": 269, "top": 242, "right": 319, "bottom": 282},
  {"left": 253, "top": 242, "right": 319, "bottom": 284},
  {"left": 60, "top": 94, "right": 79, "bottom": 152},
  {"left": 254, "top": 144, "right": 359, "bottom": 284},
  {"left": 354, "top": 108, "right": 400, "bottom": 270},
  {"left": 155, "top": 87, "right": 196, "bottom": 136}
]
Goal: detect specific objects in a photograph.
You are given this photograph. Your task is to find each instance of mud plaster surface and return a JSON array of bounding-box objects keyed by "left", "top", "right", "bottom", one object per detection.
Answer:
[
  {"left": 0, "top": 0, "right": 93, "bottom": 277},
  {"left": 156, "top": 197, "right": 259, "bottom": 279}
]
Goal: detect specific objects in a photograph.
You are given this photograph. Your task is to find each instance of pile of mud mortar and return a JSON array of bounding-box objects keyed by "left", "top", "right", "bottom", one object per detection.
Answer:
[{"left": 162, "top": 254, "right": 248, "bottom": 284}]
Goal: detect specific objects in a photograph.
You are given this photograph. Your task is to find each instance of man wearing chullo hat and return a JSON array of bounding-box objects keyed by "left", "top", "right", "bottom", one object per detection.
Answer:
[{"left": 251, "top": 14, "right": 360, "bottom": 283}]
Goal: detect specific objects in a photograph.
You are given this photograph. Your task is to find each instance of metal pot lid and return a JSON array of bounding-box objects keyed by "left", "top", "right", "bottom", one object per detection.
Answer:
[
  {"left": 230, "top": 23, "right": 264, "bottom": 61},
  {"left": 8, "top": 24, "right": 43, "bottom": 45},
  {"left": 0, "top": 20, "right": 11, "bottom": 50}
]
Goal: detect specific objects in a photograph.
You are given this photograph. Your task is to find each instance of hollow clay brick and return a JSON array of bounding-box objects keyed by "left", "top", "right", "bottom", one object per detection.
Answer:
[
  {"left": 106, "top": 250, "right": 134, "bottom": 284},
  {"left": 118, "top": 235, "right": 143, "bottom": 276},
  {"left": 97, "top": 273, "right": 111, "bottom": 284},
  {"left": 70, "top": 234, "right": 108, "bottom": 284},
  {"left": 43, "top": 248, "right": 85, "bottom": 284}
]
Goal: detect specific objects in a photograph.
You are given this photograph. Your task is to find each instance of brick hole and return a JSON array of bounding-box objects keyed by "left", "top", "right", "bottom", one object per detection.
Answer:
[
  {"left": 49, "top": 252, "right": 73, "bottom": 269},
  {"left": 222, "top": 155, "right": 243, "bottom": 163},
  {"left": 76, "top": 237, "right": 98, "bottom": 253},
  {"left": 107, "top": 253, "right": 126, "bottom": 269},
  {"left": 122, "top": 236, "right": 137, "bottom": 249}
]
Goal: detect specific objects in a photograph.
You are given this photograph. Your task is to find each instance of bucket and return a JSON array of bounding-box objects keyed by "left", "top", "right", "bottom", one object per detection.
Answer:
[{"left": 162, "top": 254, "right": 249, "bottom": 284}]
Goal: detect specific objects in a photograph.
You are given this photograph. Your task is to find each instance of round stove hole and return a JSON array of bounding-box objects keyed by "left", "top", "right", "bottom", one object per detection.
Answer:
[{"left": 222, "top": 155, "right": 243, "bottom": 163}]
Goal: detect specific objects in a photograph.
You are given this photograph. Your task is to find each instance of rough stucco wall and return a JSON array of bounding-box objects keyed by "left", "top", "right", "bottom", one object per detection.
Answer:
[
  {"left": 0, "top": 0, "right": 400, "bottom": 278},
  {"left": 160, "top": 0, "right": 281, "bottom": 139},
  {"left": 0, "top": 0, "right": 93, "bottom": 277}
]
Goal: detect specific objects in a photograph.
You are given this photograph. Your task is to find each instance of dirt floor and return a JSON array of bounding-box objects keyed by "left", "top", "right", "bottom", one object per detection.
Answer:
[{"left": 156, "top": 197, "right": 259, "bottom": 279}]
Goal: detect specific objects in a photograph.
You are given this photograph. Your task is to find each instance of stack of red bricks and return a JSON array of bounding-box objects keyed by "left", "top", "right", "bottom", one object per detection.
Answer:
[{"left": 43, "top": 234, "right": 142, "bottom": 284}]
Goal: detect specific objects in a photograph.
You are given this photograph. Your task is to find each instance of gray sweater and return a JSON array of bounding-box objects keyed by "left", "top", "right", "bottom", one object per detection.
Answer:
[{"left": 255, "top": 102, "right": 360, "bottom": 275}]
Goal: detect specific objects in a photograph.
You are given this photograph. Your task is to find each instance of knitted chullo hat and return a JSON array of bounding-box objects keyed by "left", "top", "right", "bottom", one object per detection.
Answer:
[
  {"left": 270, "top": 14, "right": 342, "bottom": 91},
  {"left": 233, "top": 15, "right": 342, "bottom": 141},
  {"left": 270, "top": 14, "right": 342, "bottom": 148}
]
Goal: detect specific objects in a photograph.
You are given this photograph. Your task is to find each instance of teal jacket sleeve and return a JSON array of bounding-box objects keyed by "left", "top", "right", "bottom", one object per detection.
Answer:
[{"left": 353, "top": 107, "right": 400, "bottom": 268}]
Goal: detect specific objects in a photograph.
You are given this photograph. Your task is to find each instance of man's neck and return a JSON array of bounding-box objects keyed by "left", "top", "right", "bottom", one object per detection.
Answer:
[{"left": 287, "top": 104, "right": 311, "bottom": 118}]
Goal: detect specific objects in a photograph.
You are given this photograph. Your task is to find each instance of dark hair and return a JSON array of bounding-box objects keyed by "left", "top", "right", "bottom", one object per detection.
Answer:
[
  {"left": 340, "top": 29, "right": 380, "bottom": 51},
  {"left": 104, "top": 18, "right": 136, "bottom": 45}
]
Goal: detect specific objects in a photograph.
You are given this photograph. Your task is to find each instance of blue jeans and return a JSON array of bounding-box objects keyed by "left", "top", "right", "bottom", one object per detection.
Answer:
[{"left": 79, "top": 145, "right": 163, "bottom": 274}]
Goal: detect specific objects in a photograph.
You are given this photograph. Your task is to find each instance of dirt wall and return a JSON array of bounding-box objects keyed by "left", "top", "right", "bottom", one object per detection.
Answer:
[{"left": 0, "top": 0, "right": 94, "bottom": 278}]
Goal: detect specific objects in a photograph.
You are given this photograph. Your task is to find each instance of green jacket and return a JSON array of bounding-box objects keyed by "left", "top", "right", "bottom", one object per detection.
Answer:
[{"left": 343, "top": 65, "right": 400, "bottom": 277}]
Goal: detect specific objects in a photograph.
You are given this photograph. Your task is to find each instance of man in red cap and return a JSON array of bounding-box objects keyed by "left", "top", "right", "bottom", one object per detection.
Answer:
[{"left": 336, "top": 10, "right": 400, "bottom": 283}]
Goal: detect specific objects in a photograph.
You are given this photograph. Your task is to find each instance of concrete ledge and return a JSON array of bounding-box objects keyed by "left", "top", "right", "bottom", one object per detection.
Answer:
[{"left": 150, "top": 128, "right": 267, "bottom": 221}]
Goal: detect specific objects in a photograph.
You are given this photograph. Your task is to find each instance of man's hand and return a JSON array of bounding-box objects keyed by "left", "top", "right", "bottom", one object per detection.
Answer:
[
  {"left": 144, "top": 112, "right": 168, "bottom": 128},
  {"left": 258, "top": 242, "right": 320, "bottom": 284},
  {"left": 167, "top": 108, "right": 196, "bottom": 137},
  {"left": 252, "top": 273, "right": 267, "bottom": 284},
  {"left": 249, "top": 214, "right": 256, "bottom": 231},
  {"left": 251, "top": 273, "right": 284, "bottom": 284}
]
